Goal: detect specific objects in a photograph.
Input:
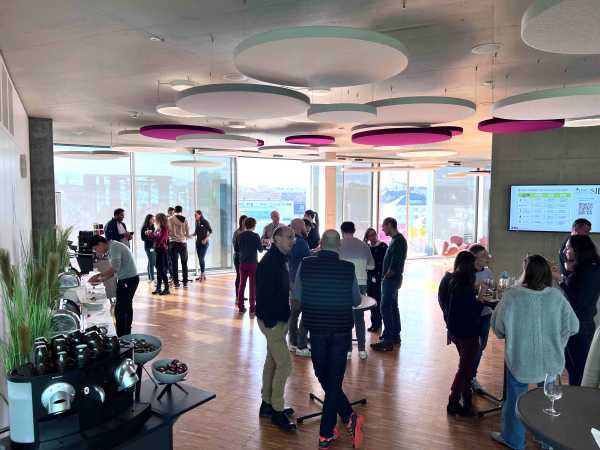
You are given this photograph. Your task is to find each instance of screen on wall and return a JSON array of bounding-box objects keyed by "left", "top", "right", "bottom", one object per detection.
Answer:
[{"left": 509, "top": 185, "right": 600, "bottom": 232}]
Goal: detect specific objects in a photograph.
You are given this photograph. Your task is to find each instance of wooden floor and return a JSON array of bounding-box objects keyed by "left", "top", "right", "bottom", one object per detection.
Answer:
[{"left": 132, "top": 259, "right": 535, "bottom": 450}]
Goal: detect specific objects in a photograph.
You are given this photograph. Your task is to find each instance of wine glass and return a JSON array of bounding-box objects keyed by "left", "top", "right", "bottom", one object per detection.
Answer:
[{"left": 543, "top": 373, "right": 562, "bottom": 416}]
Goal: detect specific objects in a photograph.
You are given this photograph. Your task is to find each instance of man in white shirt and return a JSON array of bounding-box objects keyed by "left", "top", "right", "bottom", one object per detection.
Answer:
[
  {"left": 168, "top": 205, "right": 191, "bottom": 288},
  {"left": 339, "top": 221, "right": 375, "bottom": 360}
]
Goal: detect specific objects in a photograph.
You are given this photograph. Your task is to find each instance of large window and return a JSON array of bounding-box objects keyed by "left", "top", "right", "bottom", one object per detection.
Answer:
[
  {"left": 341, "top": 169, "right": 372, "bottom": 238},
  {"left": 237, "top": 158, "right": 311, "bottom": 234},
  {"left": 408, "top": 170, "right": 434, "bottom": 257},
  {"left": 477, "top": 174, "right": 491, "bottom": 247},
  {"left": 378, "top": 171, "right": 408, "bottom": 242},
  {"left": 54, "top": 145, "right": 131, "bottom": 242}
]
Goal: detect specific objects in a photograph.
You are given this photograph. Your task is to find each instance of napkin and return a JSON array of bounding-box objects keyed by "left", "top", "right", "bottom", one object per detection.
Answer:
[{"left": 591, "top": 428, "right": 600, "bottom": 448}]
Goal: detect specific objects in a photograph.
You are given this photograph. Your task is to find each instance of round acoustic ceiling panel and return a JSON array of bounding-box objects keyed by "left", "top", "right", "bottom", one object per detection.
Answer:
[
  {"left": 170, "top": 160, "right": 225, "bottom": 168},
  {"left": 54, "top": 150, "right": 129, "bottom": 160},
  {"left": 352, "top": 127, "right": 453, "bottom": 146},
  {"left": 194, "top": 149, "right": 259, "bottom": 157},
  {"left": 111, "top": 144, "right": 181, "bottom": 153},
  {"left": 368, "top": 96, "right": 476, "bottom": 125},
  {"left": 447, "top": 126, "right": 464, "bottom": 136},
  {"left": 521, "top": 0, "right": 600, "bottom": 54},
  {"left": 140, "top": 124, "right": 223, "bottom": 141},
  {"left": 478, "top": 118, "right": 564, "bottom": 134},
  {"left": 308, "top": 103, "right": 377, "bottom": 123},
  {"left": 234, "top": 26, "right": 408, "bottom": 88},
  {"left": 176, "top": 84, "right": 310, "bottom": 120},
  {"left": 285, "top": 134, "right": 335, "bottom": 145},
  {"left": 396, "top": 149, "right": 458, "bottom": 158},
  {"left": 493, "top": 86, "right": 600, "bottom": 120},
  {"left": 259, "top": 145, "right": 322, "bottom": 156},
  {"left": 565, "top": 116, "right": 600, "bottom": 127},
  {"left": 155, "top": 103, "right": 205, "bottom": 118},
  {"left": 176, "top": 133, "right": 260, "bottom": 149}
]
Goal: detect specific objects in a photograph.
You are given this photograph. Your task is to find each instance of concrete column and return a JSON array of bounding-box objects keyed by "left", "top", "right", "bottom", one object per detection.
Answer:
[
  {"left": 28, "top": 117, "right": 55, "bottom": 241},
  {"left": 324, "top": 166, "right": 337, "bottom": 230}
]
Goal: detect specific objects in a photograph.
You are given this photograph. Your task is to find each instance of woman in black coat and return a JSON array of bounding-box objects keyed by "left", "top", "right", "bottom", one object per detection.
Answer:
[
  {"left": 363, "top": 227, "right": 388, "bottom": 332},
  {"left": 561, "top": 234, "right": 600, "bottom": 385},
  {"left": 140, "top": 214, "right": 155, "bottom": 282}
]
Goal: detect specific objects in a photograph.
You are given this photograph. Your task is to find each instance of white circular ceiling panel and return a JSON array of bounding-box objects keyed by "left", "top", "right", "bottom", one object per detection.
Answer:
[
  {"left": 155, "top": 103, "right": 205, "bottom": 118},
  {"left": 565, "top": 116, "right": 600, "bottom": 127},
  {"left": 521, "top": 0, "right": 600, "bottom": 54},
  {"left": 176, "top": 84, "right": 310, "bottom": 120},
  {"left": 368, "top": 96, "right": 476, "bottom": 124},
  {"left": 112, "top": 144, "right": 180, "bottom": 153},
  {"left": 54, "top": 150, "right": 128, "bottom": 160},
  {"left": 234, "top": 26, "right": 408, "bottom": 88},
  {"left": 176, "top": 133, "right": 259, "bottom": 149},
  {"left": 308, "top": 103, "right": 377, "bottom": 123},
  {"left": 492, "top": 86, "right": 600, "bottom": 120}
]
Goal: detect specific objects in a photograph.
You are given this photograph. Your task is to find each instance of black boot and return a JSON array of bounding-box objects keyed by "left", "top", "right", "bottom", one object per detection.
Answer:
[
  {"left": 447, "top": 401, "right": 474, "bottom": 417},
  {"left": 259, "top": 401, "right": 274, "bottom": 417},
  {"left": 271, "top": 411, "right": 297, "bottom": 432}
]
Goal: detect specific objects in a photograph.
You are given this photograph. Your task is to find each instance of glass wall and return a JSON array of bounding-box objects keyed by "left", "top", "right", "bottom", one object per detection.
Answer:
[
  {"left": 477, "top": 174, "right": 491, "bottom": 247},
  {"left": 408, "top": 170, "right": 434, "bottom": 257},
  {"left": 341, "top": 169, "right": 372, "bottom": 239},
  {"left": 237, "top": 158, "right": 311, "bottom": 234},
  {"left": 378, "top": 171, "right": 408, "bottom": 243}
]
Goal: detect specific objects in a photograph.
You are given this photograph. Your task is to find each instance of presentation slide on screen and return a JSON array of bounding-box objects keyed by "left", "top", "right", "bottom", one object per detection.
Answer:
[{"left": 509, "top": 185, "right": 600, "bottom": 232}]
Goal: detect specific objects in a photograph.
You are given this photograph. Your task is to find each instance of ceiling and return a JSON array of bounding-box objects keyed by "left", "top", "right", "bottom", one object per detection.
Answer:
[{"left": 2, "top": 0, "right": 600, "bottom": 166}]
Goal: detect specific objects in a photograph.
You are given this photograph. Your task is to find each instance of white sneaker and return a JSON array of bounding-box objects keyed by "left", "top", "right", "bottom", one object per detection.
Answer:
[
  {"left": 296, "top": 348, "right": 311, "bottom": 357},
  {"left": 289, "top": 344, "right": 298, "bottom": 352},
  {"left": 347, "top": 352, "right": 352, "bottom": 360},
  {"left": 359, "top": 351, "right": 368, "bottom": 360}
]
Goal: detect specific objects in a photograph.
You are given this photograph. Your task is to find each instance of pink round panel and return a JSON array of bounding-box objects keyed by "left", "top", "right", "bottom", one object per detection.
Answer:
[
  {"left": 140, "top": 124, "right": 223, "bottom": 141},
  {"left": 285, "top": 134, "right": 335, "bottom": 145},
  {"left": 352, "top": 127, "right": 452, "bottom": 146},
  {"left": 478, "top": 118, "right": 564, "bottom": 134}
]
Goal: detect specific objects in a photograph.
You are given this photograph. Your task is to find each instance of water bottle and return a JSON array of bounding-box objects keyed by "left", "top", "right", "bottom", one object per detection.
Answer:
[{"left": 498, "top": 271, "right": 510, "bottom": 298}]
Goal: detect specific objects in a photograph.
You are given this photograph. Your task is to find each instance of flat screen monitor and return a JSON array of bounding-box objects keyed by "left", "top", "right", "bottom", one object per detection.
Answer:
[{"left": 509, "top": 185, "right": 600, "bottom": 232}]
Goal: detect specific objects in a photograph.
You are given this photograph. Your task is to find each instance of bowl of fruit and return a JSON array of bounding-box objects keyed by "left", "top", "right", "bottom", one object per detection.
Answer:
[
  {"left": 120, "top": 334, "right": 162, "bottom": 364},
  {"left": 152, "top": 359, "right": 188, "bottom": 384}
]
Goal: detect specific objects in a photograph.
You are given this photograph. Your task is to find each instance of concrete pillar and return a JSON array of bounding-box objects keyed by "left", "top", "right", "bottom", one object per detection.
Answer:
[
  {"left": 28, "top": 117, "right": 55, "bottom": 241},
  {"left": 324, "top": 166, "right": 337, "bottom": 229}
]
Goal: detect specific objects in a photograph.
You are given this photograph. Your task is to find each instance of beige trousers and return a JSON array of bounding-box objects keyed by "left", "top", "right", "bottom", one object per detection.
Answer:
[{"left": 258, "top": 320, "right": 292, "bottom": 411}]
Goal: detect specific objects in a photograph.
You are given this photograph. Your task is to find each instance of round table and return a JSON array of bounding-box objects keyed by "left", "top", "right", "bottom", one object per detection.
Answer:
[
  {"left": 517, "top": 386, "right": 600, "bottom": 450},
  {"left": 354, "top": 295, "right": 377, "bottom": 311}
]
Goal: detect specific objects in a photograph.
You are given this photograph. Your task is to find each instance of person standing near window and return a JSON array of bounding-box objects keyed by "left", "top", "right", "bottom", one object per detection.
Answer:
[
  {"left": 561, "top": 234, "right": 600, "bottom": 385},
  {"left": 237, "top": 217, "right": 263, "bottom": 314},
  {"left": 559, "top": 218, "right": 592, "bottom": 275},
  {"left": 147, "top": 213, "right": 170, "bottom": 296},
  {"left": 167, "top": 207, "right": 175, "bottom": 282},
  {"left": 232, "top": 215, "right": 247, "bottom": 302},
  {"left": 261, "top": 210, "right": 281, "bottom": 247},
  {"left": 140, "top": 214, "right": 156, "bottom": 283},
  {"left": 168, "top": 205, "right": 191, "bottom": 289},
  {"left": 288, "top": 218, "right": 311, "bottom": 357},
  {"left": 105, "top": 208, "right": 132, "bottom": 247},
  {"left": 363, "top": 227, "right": 387, "bottom": 333},
  {"left": 89, "top": 236, "right": 139, "bottom": 336},
  {"left": 193, "top": 210, "right": 212, "bottom": 282},
  {"left": 304, "top": 210, "right": 320, "bottom": 250}
]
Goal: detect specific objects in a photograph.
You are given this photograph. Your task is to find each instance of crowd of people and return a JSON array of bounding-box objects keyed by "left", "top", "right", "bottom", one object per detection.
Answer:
[{"left": 438, "top": 218, "right": 600, "bottom": 450}]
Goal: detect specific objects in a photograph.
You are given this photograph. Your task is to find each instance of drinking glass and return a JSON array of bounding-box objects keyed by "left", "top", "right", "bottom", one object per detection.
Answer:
[{"left": 543, "top": 373, "right": 562, "bottom": 416}]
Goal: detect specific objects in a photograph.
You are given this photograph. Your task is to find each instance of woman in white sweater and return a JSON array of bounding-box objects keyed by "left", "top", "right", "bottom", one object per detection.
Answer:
[{"left": 490, "top": 255, "right": 579, "bottom": 450}]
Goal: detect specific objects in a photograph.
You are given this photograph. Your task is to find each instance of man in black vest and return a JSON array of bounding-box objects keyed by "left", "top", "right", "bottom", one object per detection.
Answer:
[{"left": 294, "top": 230, "right": 365, "bottom": 449}]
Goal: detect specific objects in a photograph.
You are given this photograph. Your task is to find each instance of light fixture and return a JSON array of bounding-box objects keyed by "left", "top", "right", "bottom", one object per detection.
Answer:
[
  {"left": 156, "top": 103, "right": 205, "bottom": 118},
  {"left": 471, "top": 42, "right": 501, "bottom": 55},
  {"left": 227, "top": 121, "right": 246, "bottom": 129},
  {"left": 396, "top": 149, "right": 458, "bottom": 158},
  {"left": 146, "top": 33, "right": 165, "bottom": 43},
  {"left": 54, "top": 150, "right": 129, "bottom": 160},
  {"left": 565, "top": 116, "right": 600, "bottom": 127},
  {"left": 223, "top": 72, "right": 247, "bottom": 82},
  {"left": 168, "top": 79, "right": 195, "bottom": 92}
]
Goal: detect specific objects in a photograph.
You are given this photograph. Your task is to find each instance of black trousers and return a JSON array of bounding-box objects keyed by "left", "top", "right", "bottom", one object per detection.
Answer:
[
  {"left": 367, "top": 274, "right": 382, "bottom": 328},
  {"left": 170, "top": 242, "right": 188, "bottom": 284},
  {"left": 566, "top": 320, "right": 595, "bottom": 386},
  {"left": 115, "top": 276, "right": 139, "bottom": 337},
  {"left": 234, "top": 253, "right": 241, "bottom": 294},
  {"left": 196, "top": 241, "right": 209, "bottom": 274},
  {"left": 310, "top": 332, "right": 353, "bottom": 438},
  {"left": 155, "top": 247, "right": 169, "bottom": 292}
]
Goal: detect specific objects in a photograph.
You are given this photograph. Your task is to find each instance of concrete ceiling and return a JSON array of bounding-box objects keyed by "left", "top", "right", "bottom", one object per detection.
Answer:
[{"left": 2, "top": 0, "right": 600, "bottom": 166}]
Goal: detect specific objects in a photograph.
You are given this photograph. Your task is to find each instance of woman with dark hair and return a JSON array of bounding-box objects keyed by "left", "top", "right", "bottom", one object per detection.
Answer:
[
  {"left": 561, "top": 234, "right": 600, "bottom": 385},
  {"left": 140, "top": 214, "right": 156, "bottom": 282},
  {"left": 193, "top": 210, "right": 213, "bottom": 282},
  {"left": 304, "top": 210, "right": 320, "bottom": 250},
  {"left": 489, "top": 255, "right": 578, "bottom": 449},
  {"left": 364, "top": 227, "right": 388, "bottom": 332},
  {"left": 438, "top": 251, "right": 482, "bottom": 416},
  {"left": 146, "top": 213, "right": 170, "bottom": 296},
  {"left": 232, "top": 215, "right": 247, "bottom": 300}
]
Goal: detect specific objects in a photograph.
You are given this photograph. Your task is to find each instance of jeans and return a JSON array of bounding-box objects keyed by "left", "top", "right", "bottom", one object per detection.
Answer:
[
  {"left": 155, "top": 248, "right": 169, "bottom": 292},
  {"left": 196, "top": 241, "right": 209, "bottom": 274},
  {"left": 115, "top": 276, "right": 139, "bottom": 336},
  {"left": 380, "top": 278, "right": 401, "bottom": 342},
  {"left": 449, "top": 335, "right": 479, "bottom": 404},
  {"left": 167, "top": 242, "right": 174, "bottom": 279},
  {"left": 501, "top": 368, "right": 544, "bottom": 450},
  {"left": 258, "top": 320, "right": 292, "bottom": 412},
  {"left": 288, "top": 296, "right": 308, "bottom": 349},
  {"left": 566, "top": 320, "right": 595, "bottom": 386},
  {"left": 310, "top": 332, "right": 353, "bottom": 438},
  {"left": 144, "top": 248, "right": 155, "bottom": 281},
  {"left": 170, "top": 242, "right": 188, "bottom": 285},
  {"left": 473, "top": 313, "right": 492, "bottom": 379},
  {"left": 238, "top": 263, "right": 257, "bottom": 309},
  {"left": 367, "top": 274, "right": 382, "bottom": 328}
]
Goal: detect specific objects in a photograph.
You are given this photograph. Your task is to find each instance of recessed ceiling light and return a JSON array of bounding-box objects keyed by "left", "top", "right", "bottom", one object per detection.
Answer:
[
  {"left": 223, "top": 72, "right": 247, "bottom": 82},
  {"left": 481, "top": 80, "right": 494, "bottom": 88},
  {"left": 564, "top": 116, "right": 600, "bottom": 127},
  {"left": 471, "top": 42, "right": 501, "bottom": 55},
  {"left": 128, "top": 111, "right": 141, "bottom": 119},
  {"left": 147, "top": 33, "right": 165, "bottom": 43},
  {"left": 156, "top": 103, "right": 205, "bottom": 118},
  {"left": 169, "top": 79, "right": 195, "bottom": 92},
  {"left": 227, "top": 121, "right": 246, "bottom": 129}
]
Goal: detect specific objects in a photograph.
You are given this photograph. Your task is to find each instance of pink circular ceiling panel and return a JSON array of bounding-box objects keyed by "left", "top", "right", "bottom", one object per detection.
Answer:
[
  {"left": 478, "top": 118, "right": 564, "bottom": 134},
  {"left": 285, "top": 134, "right": 335, "bottom": 145},
  {"left": 352, "top": 127, "right": 452, "bottom": 146},
  {"left": 447, "top": 126, "right": 463, "bottom": 136},
  {"left": 140, "top": 124, "right": 224, "bottom": 140}
]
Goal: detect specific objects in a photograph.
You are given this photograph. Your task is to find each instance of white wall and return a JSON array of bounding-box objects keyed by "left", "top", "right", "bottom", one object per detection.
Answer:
[{"left": 0, "top": 50, "right": 31, "bottom": 429}]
